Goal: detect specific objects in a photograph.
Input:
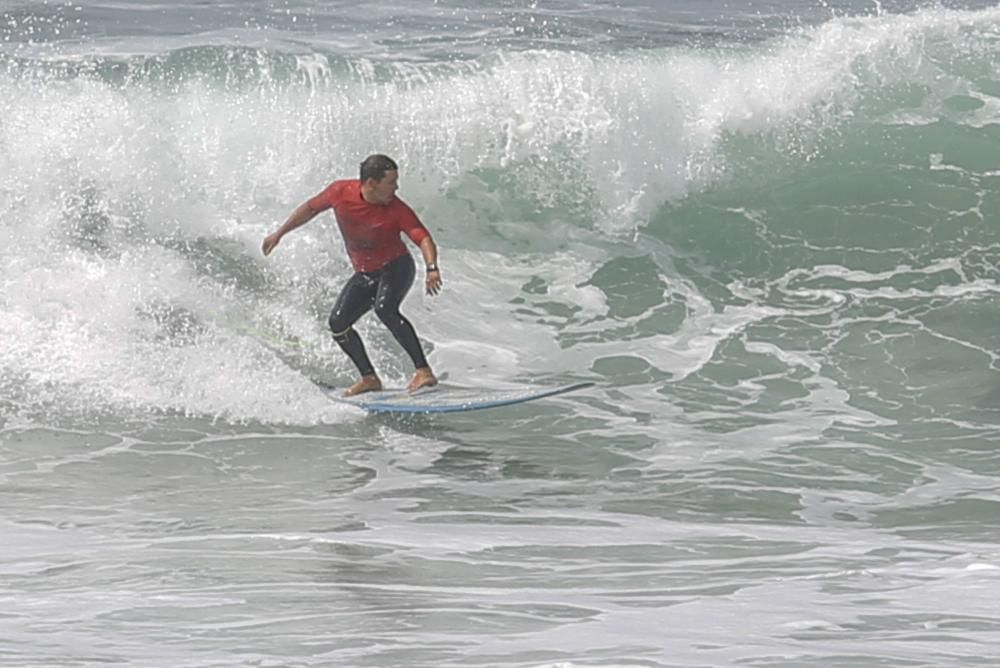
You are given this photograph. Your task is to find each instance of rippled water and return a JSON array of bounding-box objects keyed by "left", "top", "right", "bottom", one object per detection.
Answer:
[{"left": 3, "top": 1, "right": 1000, "bottom": 666}]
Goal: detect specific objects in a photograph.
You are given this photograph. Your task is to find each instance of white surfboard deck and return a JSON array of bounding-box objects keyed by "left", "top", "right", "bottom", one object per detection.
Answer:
[{"left": 323, "top": 381, "right": 594, "bottom": 414}]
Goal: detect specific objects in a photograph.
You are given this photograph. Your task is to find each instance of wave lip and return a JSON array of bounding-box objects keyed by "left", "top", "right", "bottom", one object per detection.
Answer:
[{"left": 3, "top": 6, "right": 1000, "bottom": 422}]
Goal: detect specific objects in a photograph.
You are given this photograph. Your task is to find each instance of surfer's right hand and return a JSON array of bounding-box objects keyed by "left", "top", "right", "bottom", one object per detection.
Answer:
[{"left": 262, "top": 233, "right": 281, "bottom": 256}]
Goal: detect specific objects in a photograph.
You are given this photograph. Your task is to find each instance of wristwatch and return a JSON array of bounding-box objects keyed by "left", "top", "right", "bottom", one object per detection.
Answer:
[{"left": 426, "top": 263, "right": 439, "bottom": 273}]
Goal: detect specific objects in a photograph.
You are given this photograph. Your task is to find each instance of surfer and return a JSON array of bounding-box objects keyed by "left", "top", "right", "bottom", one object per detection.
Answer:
[{"left": 261, "top": 154, "right": 442, "bottom": 396}]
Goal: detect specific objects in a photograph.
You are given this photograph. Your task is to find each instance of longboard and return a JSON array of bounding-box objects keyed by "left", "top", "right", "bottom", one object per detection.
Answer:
[{"left": 324, "top": 381, "right": 594, "bottom": 414}]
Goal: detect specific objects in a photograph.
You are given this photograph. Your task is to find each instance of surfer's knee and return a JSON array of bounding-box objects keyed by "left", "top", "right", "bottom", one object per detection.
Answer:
[{"left": 329, "top": 310, "right": 347, "bottom": 333}]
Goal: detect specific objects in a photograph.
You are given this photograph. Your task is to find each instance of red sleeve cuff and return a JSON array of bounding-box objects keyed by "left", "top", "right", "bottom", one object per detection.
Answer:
[
  {"left": 407, "top": 227, "right": 429, "bottom": 245},
  {"left": 306, "top": 192, "right": 330, "bottom": 212}
]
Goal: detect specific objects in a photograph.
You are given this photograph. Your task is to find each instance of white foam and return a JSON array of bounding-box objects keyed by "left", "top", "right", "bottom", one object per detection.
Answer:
[{"left": 4, "top": 6, "right": 1000, "bottom": 423}]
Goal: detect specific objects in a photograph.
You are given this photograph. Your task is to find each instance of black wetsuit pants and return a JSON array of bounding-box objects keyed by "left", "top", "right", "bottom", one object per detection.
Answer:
[{"left": 328, "top": 253, "right": 428, "bottom": 377}]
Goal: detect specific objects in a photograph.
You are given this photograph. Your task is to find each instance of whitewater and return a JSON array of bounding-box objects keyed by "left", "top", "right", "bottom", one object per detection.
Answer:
[{"left": 2, "top": 2, "right": 1000, "bottom": 666}]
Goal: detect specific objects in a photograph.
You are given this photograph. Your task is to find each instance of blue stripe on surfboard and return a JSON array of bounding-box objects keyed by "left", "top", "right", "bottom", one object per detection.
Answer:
[{"left": 325, "top": 381, "right": 594, "bottom": 414}]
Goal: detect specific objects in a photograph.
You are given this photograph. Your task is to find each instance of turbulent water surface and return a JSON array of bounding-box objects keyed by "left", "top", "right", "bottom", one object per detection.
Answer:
[{"left": 2, "top": 1, "right": 1000, "bottom": 666}]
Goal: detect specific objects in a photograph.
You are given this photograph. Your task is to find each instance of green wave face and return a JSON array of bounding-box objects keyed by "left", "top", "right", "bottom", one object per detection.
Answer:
[{"left": 1, "top": 7, "right": 999, "bottom": 424}]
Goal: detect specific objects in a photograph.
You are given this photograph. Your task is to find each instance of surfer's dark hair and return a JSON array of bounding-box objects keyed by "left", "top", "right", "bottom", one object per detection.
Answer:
[{"left": 360, "top": 154, "right": 398, "bottom": 182}]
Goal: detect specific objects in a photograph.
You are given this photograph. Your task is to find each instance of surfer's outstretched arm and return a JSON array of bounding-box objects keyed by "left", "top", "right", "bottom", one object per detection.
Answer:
[{"left": 262, "top": 201, "right": 321, "bottom": 256}]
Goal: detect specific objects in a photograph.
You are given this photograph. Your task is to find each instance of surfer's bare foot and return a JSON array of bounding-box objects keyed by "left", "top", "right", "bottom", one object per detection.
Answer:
[
  {"left": 343, "top": 374, "right": 382, "bottom": 397},
  {"left": 407, "top": 367, "right": 438, "bottom": 393}
]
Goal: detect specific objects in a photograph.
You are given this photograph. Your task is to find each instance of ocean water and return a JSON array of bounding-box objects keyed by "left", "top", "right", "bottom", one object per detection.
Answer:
[{"left": 3, "top": 1, "right": 1000, "bottom": 666}]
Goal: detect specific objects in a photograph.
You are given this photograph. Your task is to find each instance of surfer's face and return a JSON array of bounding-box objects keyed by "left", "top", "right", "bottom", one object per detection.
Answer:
[{"left": 365, "top": 170, "right": 398, "bottom": 205}]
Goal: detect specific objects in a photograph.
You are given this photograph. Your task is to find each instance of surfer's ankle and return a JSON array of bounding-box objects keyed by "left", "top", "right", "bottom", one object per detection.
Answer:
[
  {"left": 344, "top": 374, "right": 382, "bottom": 397},
  {"left": 408, "top": 367, "right": 437, "bottom": 392}
]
